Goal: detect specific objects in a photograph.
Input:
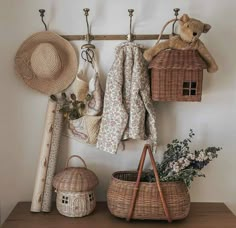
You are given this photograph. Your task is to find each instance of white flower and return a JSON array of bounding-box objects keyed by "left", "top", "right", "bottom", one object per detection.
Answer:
[
  {"left": 173, "top": 164, "right": 180, "bottom": 173},
  {"left": 169, "top": 162, "right": 174, "bottom": 168},
  {"left": 196, "top": 156, "right": 204, "bottom": 162},
  {"left": 184, "top": 158, "right": 190, "bottom": 167},
  {"left": 199, "top": 151, "right": 205, "bottom": 157},
  {"left": 187, "top": 153, "right": 195, "bottom": 160},
  {"left": 196, "top": 151, "right": 206, "bottom": 161}
]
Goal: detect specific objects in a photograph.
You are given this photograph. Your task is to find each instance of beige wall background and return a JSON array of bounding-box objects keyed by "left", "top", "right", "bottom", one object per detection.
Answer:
[{"left": 0, "top": 0, "right": 236, "bottom": 224}]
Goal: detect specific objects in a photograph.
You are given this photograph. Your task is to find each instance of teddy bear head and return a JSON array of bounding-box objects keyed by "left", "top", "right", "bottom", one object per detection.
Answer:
[{"left": 178, "top": 14, "right": 211, "bottom": 43}]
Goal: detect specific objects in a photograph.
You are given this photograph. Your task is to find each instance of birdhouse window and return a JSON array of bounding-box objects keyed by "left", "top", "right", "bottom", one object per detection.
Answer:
[
  {"left": 62, "top": 195, "right": 69, "bottom": 204},
  {"left": 183, "top": 81, "right": 197, "bottom": 96},
  {"left": 89, "top": 193, "right": 94, "bottom": 202}
]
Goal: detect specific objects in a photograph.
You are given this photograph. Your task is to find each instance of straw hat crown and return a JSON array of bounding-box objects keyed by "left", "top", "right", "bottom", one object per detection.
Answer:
[{"left": 30, "top": 43, "right": 62, "bottom": 79}]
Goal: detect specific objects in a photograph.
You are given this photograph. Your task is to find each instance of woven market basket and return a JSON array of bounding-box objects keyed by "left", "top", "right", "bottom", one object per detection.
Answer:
[
  {"left": 53, "top": 155, "right": 98, "bottom": 217},
  {"left": 107, "top": 145, "right": 190, "bottom": 222}
]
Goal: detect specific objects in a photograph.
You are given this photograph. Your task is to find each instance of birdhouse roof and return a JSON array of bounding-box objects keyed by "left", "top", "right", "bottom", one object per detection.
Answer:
[
  {"left": 148, "top": 49, "right": 207, "bottom": 70},
  {"left": 53, "top": 167, "right": 99, "bottom": 192}
]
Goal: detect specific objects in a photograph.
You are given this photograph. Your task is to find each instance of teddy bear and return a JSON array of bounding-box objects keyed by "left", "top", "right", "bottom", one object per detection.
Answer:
[{"left": 143, "top": 14, "right": 218, "bottom": 73}]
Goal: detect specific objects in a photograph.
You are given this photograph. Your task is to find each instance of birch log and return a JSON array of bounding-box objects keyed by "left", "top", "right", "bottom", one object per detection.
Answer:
[
  {"left": 30, "top": 98, "right": 57, "bottom": 212},
  {"left": 41, "top": 101, "right": 63, "bottom": 212}
]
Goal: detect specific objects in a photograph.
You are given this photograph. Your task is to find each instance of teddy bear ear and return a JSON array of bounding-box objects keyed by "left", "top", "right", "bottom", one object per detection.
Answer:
[
  {"left": 180, "top": 14, "right": 190, "bottom": 23},
  {"left": 203, "top": 24, "right": 211, "bottom": 33}
]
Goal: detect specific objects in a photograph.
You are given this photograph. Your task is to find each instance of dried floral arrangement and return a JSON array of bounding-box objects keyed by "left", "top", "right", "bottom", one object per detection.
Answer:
[
  {"left": 142, "top": 130, "right": 222, "bottom": 187},
  {"left": 57, "top": 93, "right": 92, "bottom": 121}
]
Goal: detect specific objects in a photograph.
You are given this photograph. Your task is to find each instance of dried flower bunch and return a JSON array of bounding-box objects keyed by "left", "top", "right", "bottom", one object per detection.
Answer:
[
  {"left": 59, "top": 93, "right": 92, "bottom": 121},
  {"left": 142, "top": 130, "right": 222, "bottom": 187}
]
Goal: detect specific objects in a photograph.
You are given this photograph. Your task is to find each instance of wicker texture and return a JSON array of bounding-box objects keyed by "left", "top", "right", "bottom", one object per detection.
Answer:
[
  {"left": 53, "top": 155, "right": 98, "bottom": 217},
  {"left": 107, "top": 145, "right": 190, "bottom": 221},
  {"left": 52, "top": 156, "right": 98, "bottom": 192},
  {"left": 107, "top": 172, "right": 190, "bottom": 220},
  {"left": 30, "top": 43, "right": 62, "bottom": 79},
  {"left": 56, "top": 190, "right": 96, "bottom": 217},
  {"left": 149, "top": 49, "right": 207, "bottom": 70},
  {"left": 15, "top": 31, "right": 78, "bottom": 95},
  {"left": 149, "top": 49, "right": 207, "bottom": 102}
]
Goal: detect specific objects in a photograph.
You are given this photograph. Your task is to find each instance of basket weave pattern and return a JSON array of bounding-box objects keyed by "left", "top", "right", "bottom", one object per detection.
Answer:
[
  {"left": 53, "top": 155, "right": 98, "bottom": 218},
  {"left": 149, "top": 49, "right": 207, "bottom": 102},
  {"left": 151, "top": 69, "right": 203, "bottom": 101},
  {"left": 56, "top": 190, "right": 96, "bottom": 217},
  {"left": 52, "top": 167, "right": 98, "bottom": 192},
  {"left": 107, "top": 172, "right": 190, "bottom": 220},
  {"left": 107, "top": 145, "right": 190, "bottom": 221}
]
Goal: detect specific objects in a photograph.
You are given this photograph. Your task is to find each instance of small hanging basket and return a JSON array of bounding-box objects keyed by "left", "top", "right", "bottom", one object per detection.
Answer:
[
  {"left": 149, "top": 49, "right": 207, "bottom": 102},
  {"left": 107, "top": 145, "right": 190, "bottom": 222}
]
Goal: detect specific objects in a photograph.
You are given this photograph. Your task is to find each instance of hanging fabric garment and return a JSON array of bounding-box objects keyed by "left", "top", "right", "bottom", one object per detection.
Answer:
[
  {"left": 97, "top": 42, "right": 158, "bottom": 154},
  {"left": 63, "top": 52, "right": 103, "bottom": 145}
]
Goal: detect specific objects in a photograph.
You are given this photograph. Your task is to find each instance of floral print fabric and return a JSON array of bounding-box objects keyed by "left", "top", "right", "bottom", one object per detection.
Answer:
[{"left": 96, "top": 42, "right": 158, "bottom": 154}]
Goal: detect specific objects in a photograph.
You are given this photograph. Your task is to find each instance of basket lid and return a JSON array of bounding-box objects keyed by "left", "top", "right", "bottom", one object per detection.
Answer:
[
  {"left": 149, "top": 49, "right": 207, "bottom": 70},
  {"left": 52, "top": 155, "right": 98, "bottom": 192}
]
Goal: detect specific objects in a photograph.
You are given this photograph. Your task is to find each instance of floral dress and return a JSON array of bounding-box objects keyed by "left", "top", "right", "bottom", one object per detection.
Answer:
[{"left": 97, "top": 42, "right": 158, "bottom": 154}]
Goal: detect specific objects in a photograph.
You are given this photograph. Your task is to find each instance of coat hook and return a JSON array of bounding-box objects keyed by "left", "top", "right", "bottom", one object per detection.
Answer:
[
  {"left": 172, "top": 8, "right": 180, "bottom": 35},
  {"left": 82, "top": 8, "right": 94, "bottom": 47},
  {"left": 39, "top": 9, "right": 48, "bottom": 31},
  {"left": 83, "top": 8, "right": 90, "bottom": 39},
  {"left": 127, "top": 9, "right": 135, "bottom": 42},
  {"left": 81, "top": 8, "right": 95, "bottom": 64}
]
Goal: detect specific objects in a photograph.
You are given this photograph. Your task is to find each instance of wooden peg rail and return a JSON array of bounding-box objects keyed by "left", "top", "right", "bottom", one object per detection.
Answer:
[
  {"left": 39, "top": 8, "right": 173, "bottom": 41},
  {"left": 61, "top": 34, "right": 170, "bottom": 41}
]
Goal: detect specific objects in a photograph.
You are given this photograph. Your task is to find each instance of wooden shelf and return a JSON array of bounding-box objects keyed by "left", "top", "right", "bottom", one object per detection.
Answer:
[{"left": 2, "top": 202, "right": 236, "bottom": 228}]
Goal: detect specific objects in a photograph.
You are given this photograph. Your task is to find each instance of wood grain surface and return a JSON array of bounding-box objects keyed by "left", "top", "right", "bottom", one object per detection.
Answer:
[
  {"left": 2, "top": 202, "right": 236, "bottom": 228},
  {"left": 61, "top": 34, "right": 170, "bottom": 41}
]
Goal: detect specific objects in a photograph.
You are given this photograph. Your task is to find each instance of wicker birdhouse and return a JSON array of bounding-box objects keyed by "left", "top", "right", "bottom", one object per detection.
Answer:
[
  {"left": 149, "top": 49, "right": 207, "bottom": 102},
  {"left": 52, "top": 155, "right": 98, "bottom": 217}
]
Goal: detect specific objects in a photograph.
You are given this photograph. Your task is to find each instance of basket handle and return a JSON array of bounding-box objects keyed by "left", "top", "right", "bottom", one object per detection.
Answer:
[
  {"left": 66, "top": 155, "right": 87, "bottom": 169},
  {"left": 126, "top": 144, "right": 172, "bottom": 223}
]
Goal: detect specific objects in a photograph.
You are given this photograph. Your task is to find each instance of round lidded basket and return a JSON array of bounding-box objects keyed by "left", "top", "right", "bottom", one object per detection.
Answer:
[{"left": 53, "top": 155, "right": 98, "bottom": 217}]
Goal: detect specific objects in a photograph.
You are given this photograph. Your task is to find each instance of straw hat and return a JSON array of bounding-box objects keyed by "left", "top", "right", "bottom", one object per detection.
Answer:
[{"left": 15, "top": 31, "right": 78, "bottom": 95}]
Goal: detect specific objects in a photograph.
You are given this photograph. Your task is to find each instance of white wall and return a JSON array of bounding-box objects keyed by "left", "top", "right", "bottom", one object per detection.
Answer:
[{"left": 0, "top": 0, "right": 236, "bottom": 224}]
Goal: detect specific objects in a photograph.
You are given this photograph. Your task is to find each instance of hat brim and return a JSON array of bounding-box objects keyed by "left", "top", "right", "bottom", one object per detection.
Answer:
[{"left": 15, "top": 31, "right": 78, "bottom": 95}]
